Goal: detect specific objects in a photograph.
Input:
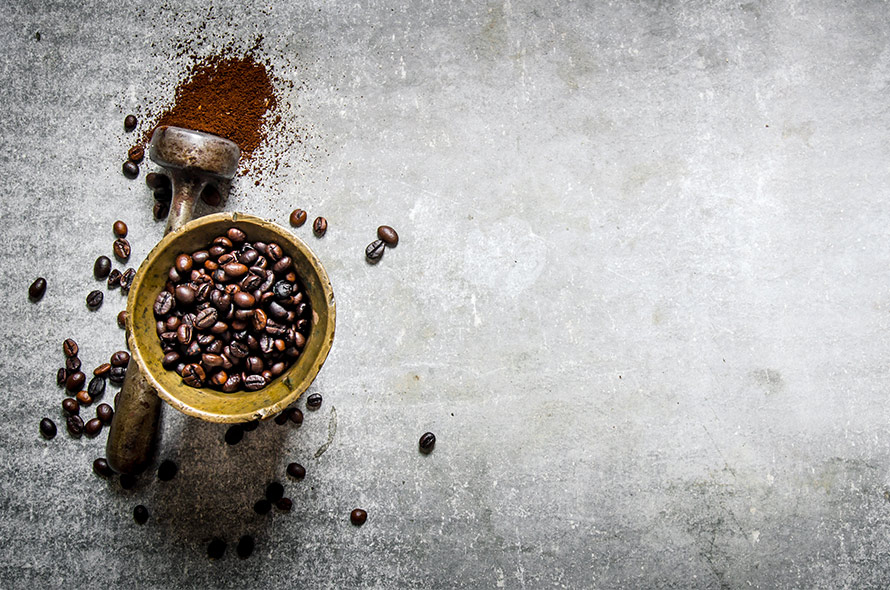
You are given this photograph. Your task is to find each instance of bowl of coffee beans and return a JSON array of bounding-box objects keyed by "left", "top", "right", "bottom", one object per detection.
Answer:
[{"left": 125, "top": 212, "right": 335, "bottom": 422}]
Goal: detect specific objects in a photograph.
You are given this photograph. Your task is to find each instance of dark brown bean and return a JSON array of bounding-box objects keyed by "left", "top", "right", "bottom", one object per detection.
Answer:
[
  {"left": 107, "top": 269, "right": 122, "bottom": 289},
  {"left": 96, "top": 403, "right": 113, "bottom": 423},
  {"left": 276, "top": 497, "right": 293, "bottom": 511},
  {"left": 207, "top": 538, "right": 226, "bottom": 560},
  {"left": 175, "top": 285, "right": 196, "bottom": 304},
  {"left": 122, "top": 160, "right": 139, "bottom": 179},
  {"left": 182, "top": 364, "right": 205, "bottom": 388},
  {"left": 225, "top": 424, "right": 243, "bottom": 445},
  {"left": 236, "top": 535, "right": 254, "bottom": 559},
  {"left": 153, "top": 200, "right": 170, "bottom": 220},
  {"left": 419, "top": 432, "right": 436, "bottom": 454},
  {"left": 109, "top": 366, "right": 127, "bottom": 384},
  {"left": 28, "top": 277, "right": 47, "bottom": 301},
  {"left": 65, "top": 356, "right": 81, "bottom": 372},
  {"left": 306, "top": 392, "right": 322, "bottom": 410},
  {"left": 286, "top": 462, "right": 305, "bottom": 479},
  {"left": 227, "top": 227, "right": 247, "bottom": 244},
  {"left": 124, "top": 114, "right": 137, "bottom": 131},
  {"left": 350, "top": 509, "right": 368, "bottom": 526},
  {"left": 158, "top": 459, "right": 178, "bottom": 481},
  {"left": 93, "top": 457, "right": 114, "bottom": 477},
  {"left": 289, "top": 209, "right": 307, "bottom": 227},
  {"left": 110, "top": 351, "right": 130, "bottom": 367},
  {"left": 133, "top": 505, "right": 149, "bottom": 524},
  {"left": 113, "top": 238, "right": 131, "bottom": 261},
  {"left": 154, "top": 291, "right": 175, "bottom": 316},
  {"left": 86, "top": 290, "right": 104, "bottom": 309},
  {"left": 365, "top": 240, "right": 385, "bottom": 263},
  {"left": 94, "top": 256, "right": 112, "bottom": 279},
  {"left": 66, "top": 371, "right": 86, "bottom": 392},
  {"left": 94, "top": 363, "right": 112, "bottom": 377},
  {"left": 57, "top": 368, "right": 67, "bottom": 386},
  {"left": 117, "top": 310, "right": 128, "bottom": 329},
  {"left": 84, "top": 418, "right": 102, "bottom": 436},
  {"left": 87, "top": 375, "right": 106, "bottom": 399},
  {"left": 63, "top": 338, "right": 79, "bottom": 357},
  {"left": 223, "top": 262, "right": 249, "bottom": 278},
  {"left": 233, "top": 291, "right": 255, "bottom": 308},
  {"left": 377, "top": 225, "right": 399, "bottom": 246},
  {"left": 175, "top": 254, "right": 193, "bottom": 274},
  {"left": 66, "top": 415, "right": 84, "bottom": 437},
  {"left": 76, "top": 390, "right": 92, "bottom": 406},
  {"left": 113, "top": 220, "right": 128, "bottom": 238},
  {"left": 40, "top": 418, "right": 57, "bottom": 439},
  {"left": 145, "top": 172, "right": 169, "bottom": 190},
  {"left": 273, "top": 256, "right": 292, "bottom": 274},
  {"left": 243, "top": 374, "right": 267, "bottom": 391},
  {"left": 62, "top": 398, "right": 79, "bottom": 416},
  {"left": 162, "top": 352, "right": 180, "bottom": 369},
  {"left": 313, "top": 217, "right": 327, "bottom": 237}
]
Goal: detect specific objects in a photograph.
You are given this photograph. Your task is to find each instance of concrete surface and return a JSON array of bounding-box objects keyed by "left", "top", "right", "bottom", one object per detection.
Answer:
[{"left": 2, "top": 0, "right": 890, "bottom": 588}]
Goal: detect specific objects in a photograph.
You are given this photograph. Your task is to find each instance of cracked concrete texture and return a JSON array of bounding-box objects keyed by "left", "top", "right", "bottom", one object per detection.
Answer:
[{"left": 2, "top": 0, "right": 890, "bottom": 588}]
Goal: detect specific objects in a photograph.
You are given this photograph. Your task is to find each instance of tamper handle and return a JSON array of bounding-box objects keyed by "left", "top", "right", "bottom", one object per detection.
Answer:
[{"left": 106, "top": 359, "right": 161, "bottom": 474}]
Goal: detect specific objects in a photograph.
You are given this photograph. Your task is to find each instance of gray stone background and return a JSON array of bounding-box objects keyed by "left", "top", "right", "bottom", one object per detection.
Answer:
[{"left": 1, "top": 0, "right": 889, "bottom": 588}]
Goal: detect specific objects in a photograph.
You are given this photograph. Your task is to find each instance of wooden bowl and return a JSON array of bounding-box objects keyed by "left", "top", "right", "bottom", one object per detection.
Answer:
[{"left": 126, "top": 212, "right": 335, "bottom": 422}]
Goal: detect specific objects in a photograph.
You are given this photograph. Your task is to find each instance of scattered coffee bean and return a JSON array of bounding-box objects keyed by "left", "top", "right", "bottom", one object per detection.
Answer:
[
  {"left": 254, "top": 499, "right": 272, "bottom": 515},
  {"left": 93, "top": 256, "right": 111, "bottom": 279},
  {"left": 201, "top": 184, "right": 221, "bottom": 206},
  {"left": 109, "top": 366, "right": 127, "bottom": 384},
  {"left": 274, "top": 412, "right": 288, "bottom": 425},
  {"left": 124, "top": 114, "right": 137, "bottom": 131},
  {"left": 76, "top": 390, "right": 92, "bottom": 406},
  {"left": 236, "top": 535, "right": 255, "bottom": 559},
  {"left": 157, "top": 459, "right": 178, "bottom": 481},
  {"left": 377, "top": 225, "right": 399, "bottom": 246},
  {"left": 286, "top": 463, "right": 306, "bottom": 480},
  {"left": 350, "top": 509, "right": 368, "bottom": 526},
  {"left": 288, "top": 408, "right": 303, "bottom": 425},
  {"left": 62, "top": 398, "right": 79, "bottom": 415},
  {"left": 113, "top": 238, "right": 131, "bottom": 261},
  {"left": 94, "top": 363, "right": 112, "bottom": 377},
  {"left": 306, "top": 393, "right": 322, "bottom": 410},
  {"left": 312, "top": 217, "right": 327, "bottom": 237},
  {"left": 65, "top": 356, "right": 81, "bottom": 372},
  {"left": 84, "top": 418, "right": 102, "bottom": 436},
  {"left": 113, "top": 220, "right": 129, "bottom": 238},
  {"left": 86, "top": 290, "right": 104, "bottom": 309},
  {"left": 122, "top": 160, "right": 139, "bottom": 179},
  {"left": 119, "top": 474, "right": 137, "bottom": 489},
  {"left": 110, "top": 351, "right": 130, "bottom": 367},
  {"left": 66, "top": 371, "right": 85, "bottom": 392},
  {"left": 419, "top": 432, "right": 436, "bottom": 454},
  {"left": 127, "top": 145, "right": 144, "bottom": 163},
  {"left": 276, "top": 498, "right": 293, "bottom": 511},
  {"left": 66, "top": 415, "right": 84, "bottom": 437},
  {"left": 133, "top": 505, "right": 149, "bottom": 524},
  {"left": 117, "top": 311, "right": 128, "bottom": 329},
  {"left": 107, "top": 269, "right": 122, "bottom": 289},
  {"left": 265, "top": 482, "right": 284, "bottom": 503},
  {"left": 96, "top": 403, "right": 113, "bottom": 424},
  {"left": 242, "top": 419, "right": 259, "bottom": 432},
  {"left": 87, "top": 375, "right": 106, "bottom": 399},
  {"left": 365, "top": 239, "right": 385, "bottom": 263},
  {"left": 289, "top": 209, "right": 307, "bottom": 227},
  {"left": 93, "top": 458, "right": 114, "bottom": 478},
  {"left": 225, "top": 424, "right": 243, "bottom": 445},
  {"left": 40, "top": 418, "right": 57, "bottom": 439},
  {"left": 120, "top": 268, "right": 135, "bottom": 291},
  {"left": 153, "top": 200, "right": 170, "bottom": 220},
  {"left": 63, "top": 338, "right": 79, "bottom": 358},
  {"left": 28, "top": 277, "right": 47, "bottom": 301},
  {"left": 207, "top": 538, "right": 226, "bottom": 560},
  {"left": 145, "top": 172, "right": 169, "bottom": 190},
  {"left": 57, "top": 367, "right": 67, "bottom": 386}
]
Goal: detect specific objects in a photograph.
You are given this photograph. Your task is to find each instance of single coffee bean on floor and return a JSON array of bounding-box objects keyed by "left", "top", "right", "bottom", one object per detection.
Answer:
[
  {"left": 157, "top": 459, "right": 178, "bottom": 481},
  {"left": 63, "top": 338, "right": 79, "bottom": 357},
  {"left": 265, "top": 482, "right": 284, "bottom": 503},
  {"left": 66, "top": 415, "right": 84, "bottom": 437},
  {"left": 93, "top": 458, "right": 114, "bottom": 477},
  {"left": 86, "top": 290, "right": 104, "bottom": 309},
  {"left": 40, "top": 418, "right": 57, "bottom": 439},
  {"left": 145, "top": 172, "right": 169, "bottom": 190},
  {"left": 350, "top": 509, "right": 368, "bottom": 526},
  {"left": 254, "top": 499, "right": 272, "bottom": 515},
  {"left": 274, "top": 412, "right": 288, "bottom": 425},
  {"left": 124, "top": 114, "right": 137, "bottom": 131},
  {"left": 107, "top": 269, "right": 122, "bottom": 289},
  {"left": 377, "top": 225, "right": 399, "bottom": 246},
  {"left": 76, "top": 390, "right": 92, "bottom": 406},
  {"left": 84, "top": 418, "right": 102, "bottom": 436},
  {"left": 94, "top": 256, "right": 111, "bottom": 279},
  {"left": 62, "top": 398, "right": 79, "bottom": 415},
  {"left": 65, "top": 356, "right": 81, "bottom": 372},
  {"left": 289, "top": 209, "right": 307, "bottom": 227},
  {"left": 96, "top": 403, "right": 113, "bottom": 423},
  {"left": 276, "top": 498, "right": 293, "bottom": 511},
  {"left": 113, "top": 238, "right": 131, "bottom": 261},
  {"left": 109, "top": 366, "right": 127, "bottom": 384},
  {"left": 120, "top": 268, "right": 136, "bottom": 291},
  {"left": 236, "top": 535, "right": 255, "bottom": 559},
  {"left": 94, "top": 363, "right": 112, "bottom": 377},
  {"left": 286, "top": 462, "right": 305, "bottom": 480},
  {"left": 133, "top": 505, "right": 149, "bottom": 524},
  {"left": 153, "top": 200, "right": 170, "bottom": 220},
  {"left": 312, "top": 217, "right": 327, "bottom": 237},
  {"left": 113, "top": 220, "right": 128, "bottom": 238},
  {"left": 66, "top": 371, "right": 85, "bottom": 392},
  {"left": 419, "top": 432, "right": 437, "bottom": 454},
  {"left": 207, "top": 538, "right": 226, "bottom": 560},
  {"left": 306, "top": 393, "right": 322, "bottom": 410},
  {"left": 242, "top": 419, "right": 259, "bottom": 432},
  {"left": 127, "top": 145, "right": 144, "bottom": 163},
  {"left": 117, "top": 311, "right": 128, "bottom": 329},
  {"left": 28, "top": 277, "right": 47, "bottom": 301},
  {"left": 57, "top": 367, "right": 67, "bottom": 386},
  {"left": 122, "top": 160, "right": 139, "bottom": 179},
  {"left": 225, "top": 424, "right": 243, "bottom": 445},
  {"left": 365, "top": 240, "right": 385, "bottom": 263},
  {"left": 288, "top": 408, "right": 303, "bottom": 425},
  {"left": 88, "top": 376, "right": 106, "bottom": 399},
  {"left": 110, "top": 351, "right": 130, "bottom": 367}
]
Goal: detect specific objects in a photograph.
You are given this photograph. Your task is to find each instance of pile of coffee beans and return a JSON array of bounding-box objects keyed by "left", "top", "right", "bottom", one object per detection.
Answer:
[
  {"left": 365, "top": 225, "right": 399, "bottom": 264},
  {"left": 153, "top": 227, "right": 312, "bottom": 393}
]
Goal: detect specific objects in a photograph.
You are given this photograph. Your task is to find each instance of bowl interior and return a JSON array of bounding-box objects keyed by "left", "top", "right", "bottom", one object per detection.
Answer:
[{"left": 126, "top": 212, "right": 335, "bottom": 423}]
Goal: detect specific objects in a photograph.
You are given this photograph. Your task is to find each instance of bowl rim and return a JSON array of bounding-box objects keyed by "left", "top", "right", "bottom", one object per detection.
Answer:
[{"left": 126, "top": 211, "right": 336, "bottom": 423}]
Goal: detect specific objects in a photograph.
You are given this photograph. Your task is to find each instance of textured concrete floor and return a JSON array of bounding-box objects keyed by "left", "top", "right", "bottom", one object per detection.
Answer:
[{"left": 2, "top": 0, "right": 890, "bottom": 588}]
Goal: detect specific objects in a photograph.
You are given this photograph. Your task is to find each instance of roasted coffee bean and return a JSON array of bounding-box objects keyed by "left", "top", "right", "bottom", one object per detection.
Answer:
[
  {"left": 274, "top": 412, "right": 288, "bottom": 425},
  {"left": 66, "top": 371, "right": 86, "bottom": 392},
  {"left": 177, "top": 324, "right": 193, "bottom": 346},
  {"left": 210, "top": 321, "right": 229, "bottom": 335},
  {"left": 133, "top": 505, "right": 149, "bottom": 524},
  {"left": 113, "top": 220, "right": 128, "bottom": 238},
  {"left": 223, "top": 262, "right": 248, "bottom": 278},
  {"left": 227, "top": 227, "right": 247, "bottom": 243},
  {"left": 119, "top": 474, "right": 137, "bottom": 489},
  {"left": 272, "top": 256, "right": 292, "bottom": 274},
  {"left": 306, "top": 393, "right": 322, "bottom": 410},
  {"left": 252, "top": 309, "right": 268, "bottom": 332},
  {"left": 88, "top": 375, "right": 106, "bottom": 399},
  {"left": 86, "top": 290, "right": 104, "bottom": 309},
  {"left": 175, "top": 285, "right": 196, "bottom": 304},
  {"left": 245, "top": 356, "right": 263, "bottom": 374},
  {"left": 225, "top": 424, "right": 244, "bottom": 445},
  {"left": 254, "top": 499, "right": 272, "bottom": 515},
  {"left": 110, "top": 351, "right": 130, "bottom": 367},
  {"left": 145, "top": 172, "right": 169, "bottom": 190},
  {"left": 109, "top": 366, "right": 127, "bottom": 384},
  {"left": 243, "top": 374, "right": 266, "bottom": 391},
  {"left": 127, "top": 144, "right": 144, "bottom": 162},
  {"left": 107, "top": 269, "right": 122, "bottom": 289},
  {"left": 96, "top": 403, "right": 113, "bottom": 424},
  {"left": 117, "top": 311, "right": 128, "bottom": 329},
  {"left": 157, "top": 459, "right": 178, "bottom": 481},
  {"left": 242, "top": 419, "right": 259, "bottom": 432},
  {"left": 202, "top": 354, "right": 225, "bottom": 368},
  {"left": 207, "top": 538, "right": 226, "bottom": 560},
  {"left": 120, "top": 268, "right": 135, "bottom": 291},
  {"left": 276, "top": 497, "right": 293, "bottom": 511},
  {"left": 194, "top": 307, "right": 218, "bottom": 329},
  {"left": 154, "top": 291, "right": 175, "bottom": 316},
  {"left": 28, "top": 277, "right": 47, "bottom": 301},
  {"left": 236, "top": 535, "right": 254, "bottom": 559},
  {"left": 201, "top": 184, "right": 221, "bottom": 206},
  {"left": 209, "top": 371, "right": 228, "bottom": 387},
  {"left": 63, "top": 338, "right": 79, "bottom": 357},
  {"left": 289, "top": 209, "right": 307, "bottom": 227},
  {"left": 192, "top": 250, "right": 209, "bottom": 266},
  {"left": 265, "top": 482, "right": 284, "bottom": 503},
  {"left": 266, "top": 243, "right": 283, "bottom": 262},
  {"left": 286, "top": 462, "right": 306, "bottom": 480},
  {"left": 233, "top": 291, "right": 255, "bottom": 308},
  {"left": 40, "top": 418, "right": 57, "bottom": 439},
  {"left": 84, "top": 418, "right": 102, "bottom": 436},
  {"left": 222, "top": 374, "right": 241, "bottom": 393},
  {"left": 94, "top": 363, "right": 112, "bottom": 377},
  {"left": 76, "top": 390, "right": 92, "bottom": 406},
  {"left": 62, "top": 398, "right": 79, "bottom": 416},
  {"left": 419, "top": 432, "right": 436, "bottom": 454},
  {"left": 65, "top": 356, "right": 81, "bottom": 372},
  {"left": 377, "top": 225, "right": 399, "bottom": 246},
  {"left": 162, "top": 352, "right": 180, "bottom": 369},
  {"left": 153, "top": 200, "right": 169, "bottom": 220},
  {"left": 350, "top": 509, "right": 368, "bottom": 526},
  {"left": 175, "top": 254, "right": 192, "bottom": 274},
  {"left": 113, "top": 238, "right": 131, "bottom": 261},
  {"left": 313, "top": 217, "right": 327, "bottom": 236},
  {"left": 57, "top": 368, "right": 67, "bottom": 386},
  {"left": 94, "top": 256, "right": 112, "bottom": 279},
  {"left": 66, "top": 415, "right": 84, "bottom": 437},
  {"left": 239, "top": 248, "right": 259, "bottom": 266},
  {"left": 287, "top": 408, "right": 303, "bottom": 425},
  {"left": 182, "top": 364, "right": 205, "bottom": 388},
  {"left": 122, "top": 160, "right": 139, "bottom": 179},
  {"left": 124, "top": 114, "right": 137, "bottom": 131},
  {"left": 93, "top": 457, "right": 114, "bottom": 477},
  {"left": 365, "top": 240, "right": 385, "bottom": 263}
]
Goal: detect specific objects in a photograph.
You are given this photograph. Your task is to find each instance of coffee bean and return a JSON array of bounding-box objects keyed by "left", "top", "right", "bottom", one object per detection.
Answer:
[
  {"left": 113, "top": 238, "right": 131, "bottom": 261},
  {"left": 195, "top": 307, "right": 218, "bottom": 329},
  {"left": 63, "top": 338, "right": 79, "bottom": 358},
  {"left": 242, "top": 419, "right": 259, "bottom": 432},
  {"left": 158, "top": 459, "right": 178, "bottom": 481},
  {"left": 133, "top": 505, "right": 149, "bottom": 524},
  {"left": 286, "top": 462, "right": 305, "bottom": 480},
  {"left": 207, "top": 538, "right": 226, "bottom": 560},
  {"left": 111, "top": 351, "right": 130, "bottom": 367},
  {"left": 93, "top": 256, "right": 111, "bottom": 279},
  {"left": 57, "top": 368, "right": 67, "bottom": 386},
  {"left": 145, "top": 172, "right": 169, "bottom": 190},
  {"left": 113, "top": 220, "right": 128, "bottom": 238},
  {"left": 236, "top": 535, "right": 254, "bottom": 559},
  {"left": 233, "top": 291, "right": 255, "bottom": 308},
  {"left": 243, "top": 374, "right": 266, "bottom": 391},
  {"left": 117, "top": 311, "right": 128, "bottom": 329},
  {"left": 276, "top": 497, "right": 293, "bottom": 511},
  {"left": 162, "top": 352, "right": 180, "bottom": 369},
  {"left": 88, "top": 375, "right": 106, "bottom": 399},
  {"left": 175, "top": 285, "right": 196, "bottom": 305},
  {"left": 86, "top": 290, "right": 104, "bottom": 309},
  {"left": 154, "top": 291, "right": 175, "bottom": 316},
  {"left": 109, "top": 366, "right": 127, "bottom": 384},
  {"left": 84, "top": 418, "right": 102, "bottom": 436},
  {"left": 120, "top": 474, "right": 137, "bottom": 489},
  {"left": 120, "top": 268, "right": 136, "bottom": 291},
  {"left": 288, "top": 408, "right": 303, "bottom": 425},
  {"left": 66, "top": 415, "right": 84, "bottom": 437},
  {"left": 153, "top": 200, "right": 169, "bottom": 220},
  {"left": 127, "top": 145, "right": 144, "bottom": 163},
  {"left": 66, "top": 356, "right": 81, "bottom": 372},
  {"left": 272, "top": 281, "right": 293, "bottom": 301},
  {"left": 122, "top": 160, "right": 139, "bottom": 179},
  {"left": 350, "top": 509, "right": 368, "bottom": 526},
  {"left": 123, "top": 114, "right": 137, "bottom": 131},
  {"left": 312, "top": 217, "right": 327, "bottom": 237},
  {"left": 289, "top": 209, "right": 307, "bottom": 227},
  {"left": 225, "top": 424, "right": 243, "bottom": 445},
  {"left": 107, "top": 269, "right": 122, "bottom": 289},
  {"left": 419, "top": 432, "right": 436, "bottom": 454},
  {"left": 274, "top": 412, "right": 288, "bottom": 425},
  {"left": 201, "top": 184, "right": 221, "bottom": 206},
  {"left": 182, "top": 363, "right": 205, "bottom": 388},
  {"left": 254, "top": 499, "right": 272, "bottom": 515},
  {"left": 227, "top": 227, "right": 247, "bottom": 243},
  {"left": 40, "top": 418, "right": 57, "bottom": 439},
  {"left": 365, "top": 239, "right": 385, "bottom": 263},
  {"left": 96, "top": 403, "right": 113, "bottom": 424},
  {"left": 265, "top": 481, "right": 284, "bottom": 503},
  {"left": 28, "top": 277, "right": 47, "bottom": 301},
  {"left": 306, "top": 393, "right": 322, "bottom": 410},
  {"left": 94, "top": 363, "right": 112, "bottom": 377},
  {"left": 66, "top": 371, "right": 86, "bottom": 392},
  {"left": 62, "top": 398, "right": 79, "bottom": 416},
  {"left": 377, "top": 225, "right": 399, "bottom": 246},
  {"left": 76, "top": 390, "right": 92, "bottom": 406},
  {"left": 93, "top": 457, "right": 114, "bottom": 477}
]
